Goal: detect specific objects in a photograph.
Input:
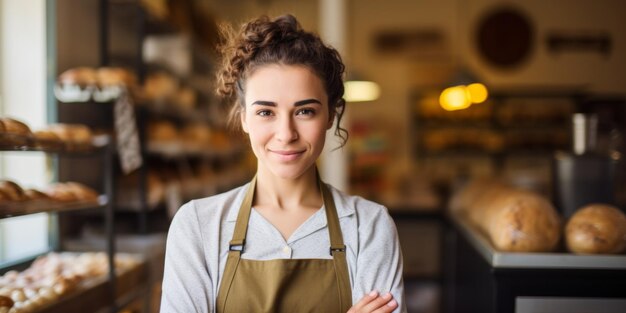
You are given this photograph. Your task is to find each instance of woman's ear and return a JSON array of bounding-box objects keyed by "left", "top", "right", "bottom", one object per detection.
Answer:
[{"left": 327, "top": 109, "right": 335, "bottom": 130}]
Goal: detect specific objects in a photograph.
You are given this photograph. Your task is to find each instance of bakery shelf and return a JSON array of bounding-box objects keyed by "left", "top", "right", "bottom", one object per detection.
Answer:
[
  {"left": 135, "top": 101, "right": 212, "bottom": 124},
  {"left": 0, "top": 196, "right": 108, "bottom": 219},
  {"left": 33, "top": 254, "right": 148, "bottom": 313},
  {"left": 0, "top": 134, "right": 111, "bottom": 155},
  {"left": 449, "top": 213, "right": 626, "bottom": 270},
  {"left": 145, "top": 141, "right": 242, "bottom": 160}
]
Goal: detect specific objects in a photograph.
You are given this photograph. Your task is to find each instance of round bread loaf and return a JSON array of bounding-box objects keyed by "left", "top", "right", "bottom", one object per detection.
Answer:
[
  {"left": 566, "top": 204, "right": 626, "bottom": 254},
  {"left": 0, "top": 118, "right": 33, "bottom": 147},
  {"left": 0, "top": 180, "right": 25, "bottom": 201},
  {"left": 452, "top": 179, "right": 561, "bottom": 252},
  {"left": 486, "top": 190, "right": 561, "bottom": 252}
]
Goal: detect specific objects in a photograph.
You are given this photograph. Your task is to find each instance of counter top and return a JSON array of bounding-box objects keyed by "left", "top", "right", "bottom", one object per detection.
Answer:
[{"left": 450, "top": 213, "right": 626, "bottom": 270}]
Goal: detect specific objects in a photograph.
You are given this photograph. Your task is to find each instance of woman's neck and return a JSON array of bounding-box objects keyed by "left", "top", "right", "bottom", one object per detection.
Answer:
[{"left": 254, "top": 166, "right": 322, "bottom": 211}]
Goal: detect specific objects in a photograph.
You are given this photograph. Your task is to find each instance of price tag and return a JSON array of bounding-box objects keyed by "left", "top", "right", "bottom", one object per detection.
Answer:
[{"left": 114, "top": 89, "right": 143, "bottom": 174}]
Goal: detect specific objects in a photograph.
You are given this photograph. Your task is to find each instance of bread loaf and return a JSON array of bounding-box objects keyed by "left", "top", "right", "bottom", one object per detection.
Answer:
[
  {"left": 0, "top": 118, "right": 33, "bottom": 146},
  {"left": 46, "top": 124, "right": 93, "bottom": 149},
  {"left": 34, "top": 130, "right": 64, "bottom": 150},
  {"left": 566, "top": 204, "right": 626, "bottom": 254},
  {"left": 58, "top": 67, "right": 98, "bottom": 87},
  {"left": 0, "top": 180, "right": 25, "bottom": 202},
  {"left": 451, "top": 179, "right": 561, "bottom": 252},
  {"left": 24, "top": 189, "right": 50, "bottom": 201}
]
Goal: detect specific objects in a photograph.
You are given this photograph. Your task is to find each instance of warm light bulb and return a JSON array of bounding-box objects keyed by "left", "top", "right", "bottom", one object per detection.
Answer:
[
  {"left": 344, "top": 81, "right": 381, "bottom": 102},
  {"left": 439, "top": 86, "right": 471, "bottom": 111},
  {"left": 467, "top": 83, "right": 488, "bottom": 104}
]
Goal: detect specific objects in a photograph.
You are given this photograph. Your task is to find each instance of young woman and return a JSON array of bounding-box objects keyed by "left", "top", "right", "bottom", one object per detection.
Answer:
[{"left": 161, "top": 14, "right": 406, "bottom": 313}]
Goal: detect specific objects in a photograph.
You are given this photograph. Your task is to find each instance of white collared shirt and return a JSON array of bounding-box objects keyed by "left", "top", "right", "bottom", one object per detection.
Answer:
[{"left": 160, "top": 182, "right": 407, "bottom": 313}]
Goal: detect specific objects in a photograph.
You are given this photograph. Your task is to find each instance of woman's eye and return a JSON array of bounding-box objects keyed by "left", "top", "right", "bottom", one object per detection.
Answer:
[
  {"left": 296, "top": 108, "right": 316, "bottom": 116},
  {"left": 256, "top": 110, "right": 273, "bottom": 117}
]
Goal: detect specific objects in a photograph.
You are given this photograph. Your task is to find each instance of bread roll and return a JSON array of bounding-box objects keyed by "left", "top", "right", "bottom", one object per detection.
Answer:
[
  {"left": 96, "top": 67, "right": 137, "bottom": 88},
  {"left": 148, "top": 121, "right": 178, "bottom": 142},
  {"left": 46, "top": 124, "right": 93, "bottom": 148},
  {"left": 452, "top": 179, "right": 561, "bottom": 252},
  {"left": 0, "top": 181, "right": 25, "bottom": 202},
  {"left": 64, "top": 182, "right": 99, "bottom": 201},
  {"left": 45, "top": 182, "right": 98, "bottom": 202},
  {"left": 0, "top": 295, "right": 13, "bottom": 308},
  {"left": 33, "top": 130, "right": 63, "bottom": 150},
  {"left": 0, "top": 118, "right": 33, "bottom": 146},
  {"left": 45, "top": 183, "right": 78, "bottom": 202},
  {"left": 58, "top": 67, "right": 98, "bottom": 87},
  {"left": 23, "top": 189, "right": 50, "bottom": 201},
  {"left": 566, "top": 204, "right": 626, "bottom": 254}
]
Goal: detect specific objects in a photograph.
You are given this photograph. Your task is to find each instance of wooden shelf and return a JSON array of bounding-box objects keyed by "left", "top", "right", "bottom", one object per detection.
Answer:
[
  {"left": 1, "top": 196, "right": 108, "bottom": 219},
  {"left": 0, "top": 134, "right": 111, "bottom": 155}
]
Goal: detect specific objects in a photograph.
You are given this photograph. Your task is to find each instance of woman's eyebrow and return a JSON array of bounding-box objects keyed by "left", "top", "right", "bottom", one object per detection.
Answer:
[
  {"left": 251, "top": 100, "right": 276, "bottom": 106},
  {"left": 294, "top": 99, "right": 322, "bottom": 106},
  {"left": 251, "top": 99, "right": 322, "bottom": 107}
]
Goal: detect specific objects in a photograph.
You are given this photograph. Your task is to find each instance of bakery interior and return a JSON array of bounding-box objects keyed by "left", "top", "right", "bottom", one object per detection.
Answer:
[{"left": 1, "top": 0, "right": 626, "bottom": 312}]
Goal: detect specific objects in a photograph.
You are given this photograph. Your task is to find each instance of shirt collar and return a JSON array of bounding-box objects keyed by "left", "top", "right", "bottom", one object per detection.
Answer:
[{"left": 225, "top": 182, "right": 355, "bottom": 222}]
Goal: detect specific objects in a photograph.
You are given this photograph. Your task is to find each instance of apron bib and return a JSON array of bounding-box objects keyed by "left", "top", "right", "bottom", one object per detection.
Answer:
[{"left": 216, "top": 174, "right": 352, "bottom": 312}]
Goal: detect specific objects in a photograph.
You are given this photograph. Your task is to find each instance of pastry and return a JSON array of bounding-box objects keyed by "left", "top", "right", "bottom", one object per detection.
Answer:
[
  {"left": 46, "top": 124, "right": 93, "bottom": 148},
  {"left": 23, "top": 189, "right": 50, "bottom": 201},
  {"left": 566, "top": 204, "right": 626, "bottom": 254},
  {"left": 0, "top": 118, "right": 33, "bottom": 146},
  {"left": 45, "top": 183, "right": 78, "bottom": 202},
  {"left": 58, "top": 67, "right": 98, "bottom": 87},
  {"left": 0, "top": 181, "right": 25, "bottom": 202},
  {"left": 64, "top": 182, "right": 99, "bottom": 201},
  {"left": 33, "top": 130, "right": 64, "bottom": 150},
  {"left": 148, "top": 120, "right": 178, "bottom": 142},
  {"left": 96, "top": 67, "right": 137, "bottom": 88}
]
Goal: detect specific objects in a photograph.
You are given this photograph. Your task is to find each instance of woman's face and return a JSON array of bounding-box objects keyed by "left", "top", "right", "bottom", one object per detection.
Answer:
[{"left": 241, "top": 64, "right": 333, "bottom": 180}]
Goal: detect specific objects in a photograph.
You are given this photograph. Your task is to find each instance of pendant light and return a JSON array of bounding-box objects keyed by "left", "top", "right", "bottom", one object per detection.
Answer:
[
  {"left": 344, "top": 71, "right": 380, "bottom": 102},
  {"left": 439, "top": 67, "right": 488, "bottom": 111}
]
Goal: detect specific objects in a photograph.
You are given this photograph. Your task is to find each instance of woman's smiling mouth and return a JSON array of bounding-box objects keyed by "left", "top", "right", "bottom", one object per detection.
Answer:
[{"left": 270, "top": 149, "right": 305, "bottom": 162}]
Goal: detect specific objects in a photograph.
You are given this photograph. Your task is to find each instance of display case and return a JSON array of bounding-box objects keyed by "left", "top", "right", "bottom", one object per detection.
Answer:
[{"left": 445, "top": 213, "right": 626, "bottom": 313}]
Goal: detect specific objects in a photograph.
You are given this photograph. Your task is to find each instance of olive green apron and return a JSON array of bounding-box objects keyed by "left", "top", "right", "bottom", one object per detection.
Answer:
[{"left": 216, "top": 175, "right": 353, "bottom": 313}]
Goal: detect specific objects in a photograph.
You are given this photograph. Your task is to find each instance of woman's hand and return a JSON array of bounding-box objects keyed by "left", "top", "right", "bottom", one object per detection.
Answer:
[{"left": 347, "top": 291, "right": 398, "bottom": 313}]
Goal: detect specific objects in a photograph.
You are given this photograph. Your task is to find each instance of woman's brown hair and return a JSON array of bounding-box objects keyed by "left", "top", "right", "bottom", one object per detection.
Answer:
[{"left": 216, "top": 14, "right": 348, "bottom": 148}]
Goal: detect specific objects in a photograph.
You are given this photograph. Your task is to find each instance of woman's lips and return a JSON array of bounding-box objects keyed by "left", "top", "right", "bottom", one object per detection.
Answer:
[{"left": 270, "top": 149, "right": 305, "bottom": 162}]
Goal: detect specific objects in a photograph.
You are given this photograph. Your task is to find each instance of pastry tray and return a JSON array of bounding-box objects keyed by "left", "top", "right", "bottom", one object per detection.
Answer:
[{"left": 450, "top": 213, "right": 626, "bottom": 270}]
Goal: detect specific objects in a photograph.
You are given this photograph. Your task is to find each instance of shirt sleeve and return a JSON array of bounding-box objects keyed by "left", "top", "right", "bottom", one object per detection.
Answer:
[
  {"left": 160, "top": 201, "right": 213, "bottom": 313},
  {"left": 353, "top": 205, "right": 407, "bottom": 313}
]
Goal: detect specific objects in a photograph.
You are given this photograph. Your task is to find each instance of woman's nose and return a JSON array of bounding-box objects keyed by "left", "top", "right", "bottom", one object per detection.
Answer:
[{"left": 275, "top": 116, "right": 298, "bottom": 142}]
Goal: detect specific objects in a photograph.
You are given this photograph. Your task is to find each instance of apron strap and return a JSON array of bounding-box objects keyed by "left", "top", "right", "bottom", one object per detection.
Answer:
[
  {"left": 229, "top": 175, "right": 257, "bottom": 252},
  {"left": 217, "top": 177, "right": 256, "bottom": 312},
  {"left": 319, "top": 176, "right": 353, "bottom": 310}
]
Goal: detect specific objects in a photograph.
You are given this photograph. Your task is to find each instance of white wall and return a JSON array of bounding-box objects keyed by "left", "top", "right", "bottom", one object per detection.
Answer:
[
  {"left": 462, "top": 0, "right": 626, "bottom": 93},
  {"left": 0, "top": 0, "right": 49, "bottom": 262}
]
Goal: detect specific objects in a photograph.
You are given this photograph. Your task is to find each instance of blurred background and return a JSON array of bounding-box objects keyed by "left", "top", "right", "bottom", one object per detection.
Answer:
[{"left": 1, "top": 1, "right": 626, "bottom": 312}]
